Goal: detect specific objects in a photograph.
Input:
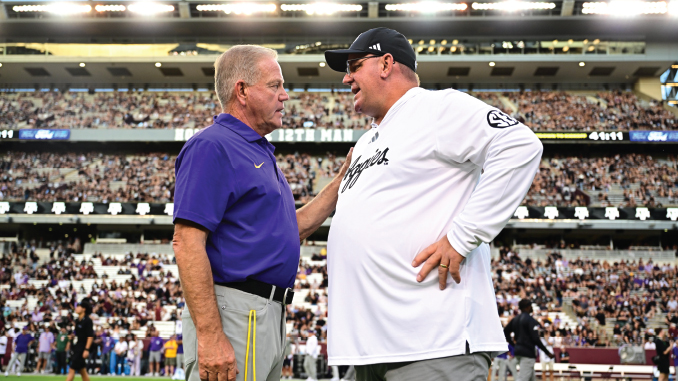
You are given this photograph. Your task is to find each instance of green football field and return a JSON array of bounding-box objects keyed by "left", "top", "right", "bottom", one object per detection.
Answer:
[{"left": 2, "top": 376, "right": 307, "bottom": 381}]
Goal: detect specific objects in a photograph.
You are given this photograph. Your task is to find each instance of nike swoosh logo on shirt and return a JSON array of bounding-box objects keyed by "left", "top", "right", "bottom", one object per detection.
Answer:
[{"left": 255, "top": 162, "right": 264, "bottom": 168}]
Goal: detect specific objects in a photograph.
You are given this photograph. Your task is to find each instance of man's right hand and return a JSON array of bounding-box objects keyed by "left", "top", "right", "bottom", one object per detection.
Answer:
[{"left": 198, "top": 331, "right": 239, "bottom": 381}]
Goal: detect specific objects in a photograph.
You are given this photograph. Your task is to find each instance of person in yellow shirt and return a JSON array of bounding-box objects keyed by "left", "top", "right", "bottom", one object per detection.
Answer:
[{"left": 163, "top": 335, "right": 178, "bottom": 377}]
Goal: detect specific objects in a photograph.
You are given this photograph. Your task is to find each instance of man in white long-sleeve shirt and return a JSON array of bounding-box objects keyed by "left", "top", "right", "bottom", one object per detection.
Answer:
[
  {"left": 324, "top": 27, "right": 543, "bottom": 381},
  {"left": 304, "top": 331, "right": 319, "bottom": 381}
]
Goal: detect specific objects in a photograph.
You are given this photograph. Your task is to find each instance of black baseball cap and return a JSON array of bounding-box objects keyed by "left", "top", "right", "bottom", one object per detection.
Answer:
[{"left": 325, "top": 27, "right": 417, "bottom": 73}]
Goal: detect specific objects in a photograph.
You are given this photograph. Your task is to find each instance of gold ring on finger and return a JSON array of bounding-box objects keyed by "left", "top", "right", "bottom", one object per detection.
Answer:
[{"left": 439, "top": 264, "right": 449, "bottom": 269}]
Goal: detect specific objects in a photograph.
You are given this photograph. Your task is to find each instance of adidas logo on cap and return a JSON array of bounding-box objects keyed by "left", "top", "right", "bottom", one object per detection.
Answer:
[{"left": 369, "top": 43, "right": 381, "bottom": 51}]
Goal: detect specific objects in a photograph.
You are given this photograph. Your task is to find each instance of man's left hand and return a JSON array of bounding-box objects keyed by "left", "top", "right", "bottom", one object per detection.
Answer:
[
  {"left": 412, "top": 236, "right": 464, "bottom": 289},
  {"left": 83, "top": 350, "right": 90, "bottom": 359}
]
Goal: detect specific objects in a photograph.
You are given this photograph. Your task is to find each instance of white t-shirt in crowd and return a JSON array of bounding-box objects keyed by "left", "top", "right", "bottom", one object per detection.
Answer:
[
  {"left": 327, "top": 87, "right": 543, "bottom": 366},
  {"left": 305, "top": 335, "right": 319, "bottom": 359},
  {"left": 114, "top": 340, "right": 128, "bottom": 355},
  {"left": 0, "top": 336, "right": 8, "bottom": 355},
  {"left": 540, "top": 337, "right": 555, "bottom": 363}
]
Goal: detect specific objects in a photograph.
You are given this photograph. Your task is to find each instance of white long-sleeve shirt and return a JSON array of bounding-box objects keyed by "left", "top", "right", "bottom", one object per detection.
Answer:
[
  {"left": 305, "top": 335, "right": 319, "bottom": 359},
  {"left": 327, "top": 87, "right": 543, "bottom": 365}
]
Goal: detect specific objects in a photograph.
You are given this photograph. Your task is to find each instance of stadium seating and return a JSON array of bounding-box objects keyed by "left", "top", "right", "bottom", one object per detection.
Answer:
[
  {"left": 2, "top": 151, "right": 676, "bottom": 207},
  {"left": 1, "top": 90, "right": 675, "bottom": 131}
]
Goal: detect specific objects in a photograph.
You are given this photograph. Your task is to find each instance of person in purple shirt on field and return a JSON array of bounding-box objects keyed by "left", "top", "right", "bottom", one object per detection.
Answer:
[
  {"left": 173, "top": 45, "right": 351, "bottom": 381},
  {"left": 100, "top": 328, "right": 115, "bottom": 375},
  {"left": 5, "top": 326, "right": 33, "bottom": 376},
  {"left": 176, "top": 334, "right": 184, "bottom": 371},
  {"left": 148, "top": 331, "right": 164, "bottom": 376}
]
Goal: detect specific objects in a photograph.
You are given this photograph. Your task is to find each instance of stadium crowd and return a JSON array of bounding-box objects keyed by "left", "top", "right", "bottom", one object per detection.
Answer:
[
  {"left": 1, "top": 90, "right": 675, "bottom": 131},
  {"left": 494, "top": 247, "right": 678, "bottom": 349},
  {"left": 523, "top": 153, "right": 678, "bottom": 207},
  {"left": 2, "top": 151, "right": 676, "bottom": 207}
]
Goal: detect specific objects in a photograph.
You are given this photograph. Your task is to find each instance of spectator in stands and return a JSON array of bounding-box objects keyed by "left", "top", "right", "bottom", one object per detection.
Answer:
[
  {"left": 114, "top": 335, "right": 128, "bottom": 375},
  {"left": 5, "top": 326, "right": 33, "bottom": 376},
  {"left": 148, "top": 331, "right": 164, "bottom": 376},
  {"left": 164, "top": 334, "right": 178, "bottom": 377},
  {"left": 54, "top": 326, "right": 69, "bottom": 375},
  {"left": 35, "top": 325, "right": 54, "bottom": 374},
  {"left": 559, "top": 348, "right": 569, "bottom": 363}
]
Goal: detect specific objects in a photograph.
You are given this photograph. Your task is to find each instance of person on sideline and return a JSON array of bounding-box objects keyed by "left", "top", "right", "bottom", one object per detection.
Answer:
[
  {"left": 539, "top": 332, "right": 555, "bottom": 381},
  {"left": 36, "top": 326, "right": 55, "bottom": 373},
  {"left": 164, "top": 335, "right": 179, "bottom": 377},
  {"left": 65, "top": 301, "right": 94, "bottom": 381},
  {"left": 504, "top": 300, "right": 554, "bottom": 381},
  {"left": 5, "top": 326, "right": 34, "bottom": 376},
  {"left": 148, "top": 331, "right": 164, "bottom": 376},
  {"left": 55, "top": 326, "right": 70, "bottom": 375},
  {"left": 654, "top": 328, "right": 672, "bottom": 381},
  {"left": 114, "top": 335, "right": 128, "bottom": 375},
  {"left": 174, "top": 44, "right": 352, "bottom": 381},
  {"left": 323, "top": 27, "right": 542, "bottom": 381},
  {"left": 304, "top": 330, "right": 319, "bottom": 381}
]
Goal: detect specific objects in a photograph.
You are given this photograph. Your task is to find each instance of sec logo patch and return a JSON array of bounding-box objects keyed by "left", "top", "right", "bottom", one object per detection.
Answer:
[{"left": 487, "top": 110, "right": 519, "bottom": 128}]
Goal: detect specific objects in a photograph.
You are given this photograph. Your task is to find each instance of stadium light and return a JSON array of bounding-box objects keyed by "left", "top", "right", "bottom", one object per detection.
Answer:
[
  {"left": 196, "top": 3, "right": 276, "bottom": 14},
  {"left": 127, "top": 2, "right": 174, "bottom": 14},
  {"left": 471, "top": 1, "right": 556, "bottom": 10},
  {"left": 0, "top": 63, "right": 3, "bottom": 68},
  {"left": 280, "top": 3, "right": 363, "bottom": 14},
  {"left": 489, "top": 61, "right": 496, "bottom": 66},
  {"left": 79, "top": 63, "right": 85, "bottom": 67},
  {"left": 384, "top": 2, "right": 468, "bottom": 12},
  {"left": 319, "top": 62, "right": 326, "bottom": 67},
  {"left": 13, "top": 3, "right": 92, "bottom": 14},
  {"left": 582, "top": 1, "right": 668, "bottom": 15},
  {"left": 579, "top": 61, "right": 586, "bottom": 66},
  {"left": 669, "top": 0, "right": 678, "bottom": 13},
  {"left": 95, "top": 4, "right": 126, "bottom": 11},
  {"left": 155, "top": 62, "right": 162, "bottom": 67}
]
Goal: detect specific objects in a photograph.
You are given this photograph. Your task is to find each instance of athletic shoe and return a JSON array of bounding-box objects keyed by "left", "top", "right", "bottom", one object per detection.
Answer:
[{"left": 4, "top": 372, "right": 8, "bottom": 377}]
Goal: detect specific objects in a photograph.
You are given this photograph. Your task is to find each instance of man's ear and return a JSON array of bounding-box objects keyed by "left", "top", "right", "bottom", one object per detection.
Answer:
[
  {"left": 234, "top": 80, "right": 248, "bottom": 106},
  {"left": 380, "top": 54, "right": 395, "bottom": 79}
]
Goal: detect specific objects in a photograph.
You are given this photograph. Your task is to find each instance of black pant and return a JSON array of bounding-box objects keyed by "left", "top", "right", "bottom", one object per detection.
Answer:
[{"left": 56, "top": 352, "right": 67, "bottom": 375}]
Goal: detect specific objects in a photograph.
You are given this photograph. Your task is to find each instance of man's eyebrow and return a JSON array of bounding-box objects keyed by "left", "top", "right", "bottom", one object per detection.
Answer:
[{"left": 268, "top": 79, "right": 283, "bottom": 86}]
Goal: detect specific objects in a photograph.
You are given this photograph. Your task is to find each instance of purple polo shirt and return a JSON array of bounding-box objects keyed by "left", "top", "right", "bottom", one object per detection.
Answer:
[
  {"left": 149, "top": 337, "right": 164, "bottom": 352},
  {"left": 15, "top": 333, "right": 34, "bottom": 353},
  {"left": 101, "top": 334, "right": 115, "bottom": 354},
  {"left": 173, "top": 113, "right": 300, "bottom": 289},
  {"left": 177, "top": 334, "right": 183, "bottom": 354}
]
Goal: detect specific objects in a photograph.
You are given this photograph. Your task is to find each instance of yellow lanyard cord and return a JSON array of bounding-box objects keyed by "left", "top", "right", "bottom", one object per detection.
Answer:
[{"left": 244, "top": 310, "right": 257, "bottom": 381}]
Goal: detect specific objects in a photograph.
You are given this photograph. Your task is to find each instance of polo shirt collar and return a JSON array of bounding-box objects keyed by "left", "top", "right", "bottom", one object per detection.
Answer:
[{"left": 214, "top": 113, "right": 266, "bottom": 143}]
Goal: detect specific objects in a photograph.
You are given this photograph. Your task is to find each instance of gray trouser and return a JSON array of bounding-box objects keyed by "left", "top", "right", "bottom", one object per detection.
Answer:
[
  {"left": 516, "top": 357, "right": 536, "bottom": 381},
  {"left": 176, "top": 353, "right": 184, "bottom": 370},
  {"left": 492, "top": 357, "right": 517, "bottom": 381},
  {"left": 355, "top": 351, "right": 492, "bottom": 381},
  {"left": 304, "top": 355, "right": 317, "bottom": 379},
  {"left": 6, "top": 352, "right": 27, "bottom": 375},
  {"left": 183, "top": 284, "right": 287, "bottom": 381},
  {"left": 344, "top": 365, "right": 356, "bottom": 380}
]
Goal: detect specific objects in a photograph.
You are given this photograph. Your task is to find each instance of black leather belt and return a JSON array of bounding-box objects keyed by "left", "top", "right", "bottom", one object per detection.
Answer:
[{"left": 216, "top": 279, "right": 294, "bottom": 305}]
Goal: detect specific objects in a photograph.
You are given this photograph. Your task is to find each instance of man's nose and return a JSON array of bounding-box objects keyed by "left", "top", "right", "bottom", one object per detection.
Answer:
[
  {"left": 280, "top": 87, "right": 290, "bottom": 101},
  {"left": 342, "top": 74, "right": 353, "bottom": 85}
]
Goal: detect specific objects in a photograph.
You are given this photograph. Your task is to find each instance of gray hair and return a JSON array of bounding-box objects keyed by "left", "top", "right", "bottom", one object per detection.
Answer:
[{"left": 214, "top": 45, "right": 278, "bottom": 111}]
